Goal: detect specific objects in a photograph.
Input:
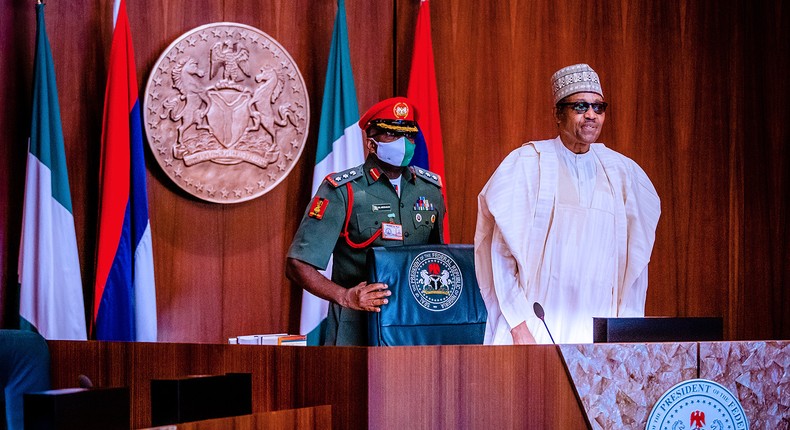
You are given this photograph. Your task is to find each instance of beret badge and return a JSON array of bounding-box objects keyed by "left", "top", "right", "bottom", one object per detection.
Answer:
[{"left": 393, "top": 102, "right": 409, "bottom": 119}]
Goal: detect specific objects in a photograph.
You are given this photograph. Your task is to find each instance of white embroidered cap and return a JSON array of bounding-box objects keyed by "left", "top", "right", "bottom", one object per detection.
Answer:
[{"left": 551, "top": 63, "right": 604, "bottom": 104}]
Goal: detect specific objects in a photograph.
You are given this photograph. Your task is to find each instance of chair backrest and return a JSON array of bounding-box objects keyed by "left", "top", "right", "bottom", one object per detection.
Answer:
[
  {"left": 0, "top": 329, "right": 50, "bottom": 430},
  {"left": 366, "top": 244, "right": 487, "bottom": 346}
]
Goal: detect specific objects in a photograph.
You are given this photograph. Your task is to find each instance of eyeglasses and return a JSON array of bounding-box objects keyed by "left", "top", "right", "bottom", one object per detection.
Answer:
[
  {"left": 377, "top": 130, "right": 417, "bottom": 141},
  {"left": 556, "top": 101, "right": 608, "bottom": 114}
]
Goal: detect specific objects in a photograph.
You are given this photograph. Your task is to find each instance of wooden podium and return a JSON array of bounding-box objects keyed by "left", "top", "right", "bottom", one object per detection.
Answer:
[{"left": 46, "top": 340, "right": 789, "bottom": 429}]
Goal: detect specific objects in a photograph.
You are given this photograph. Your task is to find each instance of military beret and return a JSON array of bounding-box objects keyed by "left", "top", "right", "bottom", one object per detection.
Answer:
[{"left": 358, "top": 97, "right": 419, "bottom": 134}]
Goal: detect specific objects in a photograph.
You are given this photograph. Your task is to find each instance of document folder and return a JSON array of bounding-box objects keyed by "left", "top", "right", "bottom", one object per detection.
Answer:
[{"left": 367, "top": 244, "right": 487, "bottom": 346}]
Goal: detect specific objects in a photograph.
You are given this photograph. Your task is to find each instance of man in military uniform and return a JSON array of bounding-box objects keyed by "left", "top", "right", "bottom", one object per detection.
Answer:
[{"left": 287, "top": 97, "right": 446, "bottom": 346}]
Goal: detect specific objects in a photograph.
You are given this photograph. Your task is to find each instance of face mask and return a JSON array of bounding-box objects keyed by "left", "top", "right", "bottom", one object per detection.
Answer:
[{"left": 372, "top": 136, "right": 415, "bottom": 167}]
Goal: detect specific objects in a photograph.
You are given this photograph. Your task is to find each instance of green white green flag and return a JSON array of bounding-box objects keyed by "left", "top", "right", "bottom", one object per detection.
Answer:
[
  {"left": 299, "top": 0, "right": 364, "bottom": 345},
  {"left": 18, "top": 3, "right": 87, "bottom": 340}
]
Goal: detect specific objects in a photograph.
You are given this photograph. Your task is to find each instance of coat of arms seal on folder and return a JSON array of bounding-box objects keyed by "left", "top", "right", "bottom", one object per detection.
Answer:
[
  {"left": 408, "top": 251, "right": 463, "bottom": 312},
  {"left": 143, "top": 22, "right": 309, "bottom": 203}
]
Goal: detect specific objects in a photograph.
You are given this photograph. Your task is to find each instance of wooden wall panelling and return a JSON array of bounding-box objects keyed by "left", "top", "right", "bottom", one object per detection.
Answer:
[
  {"left": 213, "top": 0, "right": 335, "bottom": 339},
  {"left": 594, "top": 0, "right": 739, "bottom": 325},
  {"left": 668, "top": 0, "right": 738, "bottom": 331},
  {"left": 0, "top": 0, "right": 112, "bottom": 326},
  {"left": 123, "top": 0, "right": 396, "bottom": 341},
  {"left": 346, "top": 1, "right": 398, "bottom": 113},
  {"left": 155, "top": 2, "right": 220, "bottom": 340},
  {"left": 40, "top": 0, "right": 108, "bottom": 318},
  {"left": 129, "top": 0, "right": 229, "bottom": 343},
  {"left": 0, "top": 2, "right": 35, "bottom": 324},
  {"left": 2, "top": 0, "right": 789, "bottom": 341},
  {"left": 401, "top": 1, "right": 743, "bottom": 337},
  {"left": 405, "top": 2, "right": 547, "bottom": 246},
  {"left": 203, "top": 0, "right": 315, "bottom": 341},
  {"left": 740, "top": 1, "right": 790, "bottom": 340}
]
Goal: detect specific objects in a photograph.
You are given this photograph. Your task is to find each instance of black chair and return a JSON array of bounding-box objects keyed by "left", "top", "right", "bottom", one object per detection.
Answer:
[
  {"left": 366, "top": 244, "right": 487, "bottom": 346},
  {"left": 0, "top": 330, "right": 50, "bottom": 430}
]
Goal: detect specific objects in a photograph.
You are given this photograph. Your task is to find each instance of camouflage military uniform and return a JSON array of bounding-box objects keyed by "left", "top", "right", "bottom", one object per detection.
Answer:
[{"left": 288, "top": 155, "right": 445, "bottom": 345}]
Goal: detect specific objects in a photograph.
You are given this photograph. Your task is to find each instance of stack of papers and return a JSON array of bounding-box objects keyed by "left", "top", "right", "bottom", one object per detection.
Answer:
[{"left": 228, "top": 334, "right": 307, "bottom": 346}]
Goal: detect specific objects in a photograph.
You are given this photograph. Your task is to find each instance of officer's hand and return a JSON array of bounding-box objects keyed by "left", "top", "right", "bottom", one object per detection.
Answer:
[{"left": 341, "top": 282, "right": 391, "bottom": 312}]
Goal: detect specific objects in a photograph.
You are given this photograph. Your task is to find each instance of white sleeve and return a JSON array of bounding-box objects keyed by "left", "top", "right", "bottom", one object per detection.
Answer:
[
  {"left": 489, "top": 225, "right": 531, "bottom": 327},
  {"left": 475, "top": 149, "right": 537, "bottom": 341},
  {"left": 618, "top": 266, "right": 648, "bottom": 316},
  {"left": 476, "top": 191, "right": 529, "bottom": 343},
  {"left": 618, "top": 158, "right": 661, "bottom": 315}
]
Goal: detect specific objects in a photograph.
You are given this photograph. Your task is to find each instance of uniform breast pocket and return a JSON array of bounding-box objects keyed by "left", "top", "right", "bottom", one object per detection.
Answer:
[
  {"left": 410, "top": 210, "right": 437, "bottom": 241},
  {"left": 354, "top": 212, "right": 389, "bottom": 239}
]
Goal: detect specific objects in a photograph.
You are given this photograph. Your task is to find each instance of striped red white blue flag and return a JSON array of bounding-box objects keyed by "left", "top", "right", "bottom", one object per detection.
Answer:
[
  {"left": 407, "top": 0, "right": 451, "bottom": 242},
  {"left": 92, "top": 0, "right": 157, "bottom": 341}
]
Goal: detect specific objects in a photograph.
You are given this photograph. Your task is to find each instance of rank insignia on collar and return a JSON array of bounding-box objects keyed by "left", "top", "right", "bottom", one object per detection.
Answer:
[
  {"left": 325, "top": 164, "right": 363, "bottom": 187},
  {"left": 369, "top": 167, "right": 381, "bottom": 181},
  {"left": 409, "top": 166, "right": 443, "bottom": 187},
  {"left": 308, "top": 196, "right": 329, "bottom": 220}
]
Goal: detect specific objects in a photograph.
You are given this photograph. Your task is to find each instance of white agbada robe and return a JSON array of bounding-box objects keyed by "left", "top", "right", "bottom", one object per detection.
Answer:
[{"left": 475, "top": 137, "right": 661, "bottom": 344}]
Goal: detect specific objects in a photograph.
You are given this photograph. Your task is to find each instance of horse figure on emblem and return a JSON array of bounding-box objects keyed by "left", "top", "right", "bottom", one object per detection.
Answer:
[
  {"left": 161, "top": 57, "right": 211, "bottom": 142},
  {"left": 246, "top": 65, "right": 299, "bottom": 144},
  {"left": 420, "top": 262, "right": 451, "bottom": 296}
]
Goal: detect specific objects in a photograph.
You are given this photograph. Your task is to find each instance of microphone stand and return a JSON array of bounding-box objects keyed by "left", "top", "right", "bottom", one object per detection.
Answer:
[{"left": 533, "top": 302, "right": 556, "bottom": 344}]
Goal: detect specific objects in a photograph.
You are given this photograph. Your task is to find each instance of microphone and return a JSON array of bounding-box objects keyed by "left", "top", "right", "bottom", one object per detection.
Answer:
[
  {"left": 533, "top": 302, "right": 556, "bottom": 344},
  {"left": 77, "top": 374, "right": 94, "bottom": 389}
]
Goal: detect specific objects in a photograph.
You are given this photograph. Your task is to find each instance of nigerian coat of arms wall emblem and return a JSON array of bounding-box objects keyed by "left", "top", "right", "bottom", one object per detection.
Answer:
[{"left": 143, "top": 22, "right": 309, "bottom": 203}]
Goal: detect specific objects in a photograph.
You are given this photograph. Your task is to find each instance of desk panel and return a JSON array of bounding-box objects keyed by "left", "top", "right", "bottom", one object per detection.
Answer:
[{"left": 48, "top": 342, "right": 587, "bottom": 429}]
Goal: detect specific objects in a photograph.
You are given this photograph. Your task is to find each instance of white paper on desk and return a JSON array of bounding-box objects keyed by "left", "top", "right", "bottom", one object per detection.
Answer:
[{"left": 235, "top": 334, "right": 289, "bottom": 345}]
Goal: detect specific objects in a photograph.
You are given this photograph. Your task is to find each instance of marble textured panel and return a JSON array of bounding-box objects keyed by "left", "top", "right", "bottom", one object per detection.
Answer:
[
  {"left": 559, "top": 343, "right": 697, "bottom": 430},
  {"left": 699, "top": 341, "right": 790, "bottom": 430}
]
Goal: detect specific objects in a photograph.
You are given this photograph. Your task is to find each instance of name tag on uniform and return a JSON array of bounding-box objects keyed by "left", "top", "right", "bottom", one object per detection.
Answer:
[
  {"left": 372, "top": 203, "right": 391, "bottom": 212},
  {"left": 381, "top": 222, "right": 403, "bottom": 240}
]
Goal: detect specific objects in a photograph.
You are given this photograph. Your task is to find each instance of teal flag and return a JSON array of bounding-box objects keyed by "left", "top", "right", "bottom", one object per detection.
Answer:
[
  {"left": 300, "top": 0, "right": 365, "bottom": 345},
  {"left": 18, "top": 4, "right": 87, "bottom": 340}
]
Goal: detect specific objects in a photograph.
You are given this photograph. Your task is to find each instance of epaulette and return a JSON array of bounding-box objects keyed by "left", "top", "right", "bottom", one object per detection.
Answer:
[
  {"left": 325, "top": 164, "right": 365, "bottom": 187},
  {"left": 410, "top": 166, "right": 443, "bottom": 188}
]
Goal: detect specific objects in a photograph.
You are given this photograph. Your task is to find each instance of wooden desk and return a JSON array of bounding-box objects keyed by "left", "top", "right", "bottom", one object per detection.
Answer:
[
  {"left": 140, "top": 406, "right": 332, "bottom": 430},
  {"left": 47, "top": 342, "right": 589, "bottom": 429},
  {"left": 45, "top": 340, "right": 790, "bottom": 429}
]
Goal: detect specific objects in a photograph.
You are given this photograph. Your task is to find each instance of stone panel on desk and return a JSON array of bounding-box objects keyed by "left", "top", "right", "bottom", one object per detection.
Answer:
[
  {"left": 559, "top": 343, "right": 697, "bottom": 430},
  {"left": 699, "top": 341, "right": 790, "bottom": 430}
]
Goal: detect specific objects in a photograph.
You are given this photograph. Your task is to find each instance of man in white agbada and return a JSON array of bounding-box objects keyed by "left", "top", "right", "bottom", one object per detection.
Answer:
[{"left": 474, "top": 64, "right": 661, "bottom": 344}]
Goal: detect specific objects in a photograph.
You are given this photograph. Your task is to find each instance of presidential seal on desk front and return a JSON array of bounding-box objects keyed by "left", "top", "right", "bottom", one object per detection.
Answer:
[
  {"left": 143, "top": 22, "right": 309, "bottom": 203},
  {"left": 646, "top": 379, "right": 748, "bottom": 430}
]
